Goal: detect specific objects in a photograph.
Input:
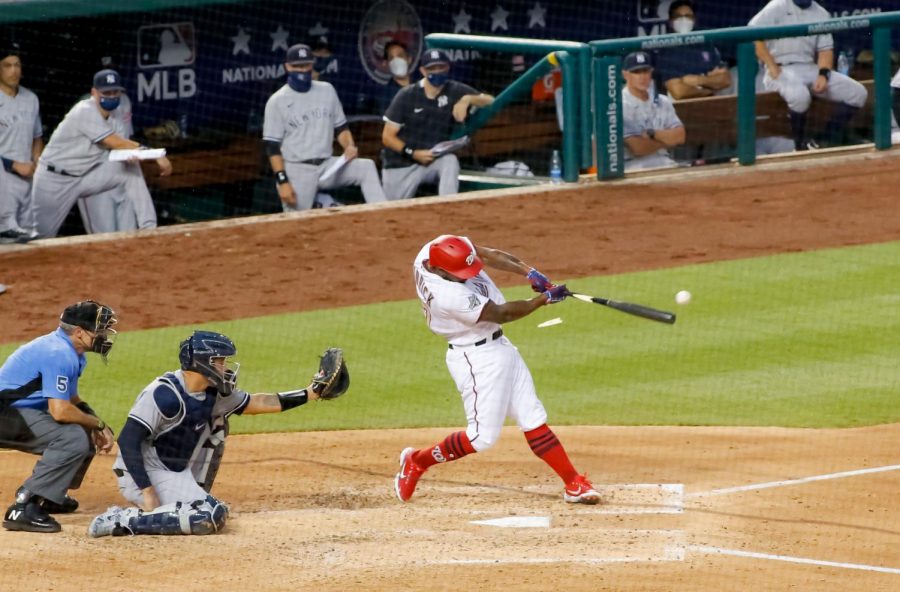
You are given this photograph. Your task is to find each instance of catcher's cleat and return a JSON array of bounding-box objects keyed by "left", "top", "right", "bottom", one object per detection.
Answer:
[
  {"left": 2, "top": 501, "right": 61, "bottom": 533},
  {"left": 88, "top": 506, "right": 139, "bottom": 538},
  {"left": 563, "top": 474, "right": 601, "bottom": 505},
  {"left": 394, "top": 447, "right": 425, "bottom": 502},
  {"left": 41, "top": 495, "right": 79, "bottom": 514}
]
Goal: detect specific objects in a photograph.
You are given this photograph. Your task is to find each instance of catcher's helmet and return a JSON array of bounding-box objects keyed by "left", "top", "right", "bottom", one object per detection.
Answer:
[
  {"left": 179, "top": 331, "right": 239, "bottom": 395},
  {"left": 59, "top": 300, "right": 118, "bottom": 359},
  {"left": 428, "top": 235, "right": 483, "bottom": 280}
]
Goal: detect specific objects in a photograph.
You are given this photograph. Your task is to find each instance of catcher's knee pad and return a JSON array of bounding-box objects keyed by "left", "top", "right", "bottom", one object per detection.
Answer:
[{"left": 131, "top": 495, "right": 229, "bottom": 536}]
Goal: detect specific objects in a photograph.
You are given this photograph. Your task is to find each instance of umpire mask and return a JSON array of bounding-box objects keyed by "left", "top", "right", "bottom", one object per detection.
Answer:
[
  {"left": 287, "top": 71, "right": 312, "bottom": 92},
  {"left": 60, "top": 300, "right": 118, "bottom": 360}
]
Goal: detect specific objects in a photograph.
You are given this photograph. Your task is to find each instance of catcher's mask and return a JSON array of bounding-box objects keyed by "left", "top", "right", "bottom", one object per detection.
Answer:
[
  {"left": 59, "top": 300, "right": 118, "bottom": 360},
  {"left": 428, "top": 235, "right": 483, "bottom": 280},
  {"left": 179, "top": 330, "right": 240, "bottom": 395}
]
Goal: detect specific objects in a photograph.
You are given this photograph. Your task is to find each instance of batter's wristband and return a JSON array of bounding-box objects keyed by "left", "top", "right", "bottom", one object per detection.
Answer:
[
  {"left": 275, "top": 170, "right": 289, "bottom": 185},
  {"left": 402, "top": 146, "right": 415, "bottom": 158}
]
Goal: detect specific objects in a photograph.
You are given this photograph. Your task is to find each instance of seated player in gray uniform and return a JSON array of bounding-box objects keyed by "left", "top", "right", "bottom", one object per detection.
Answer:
[
  {"left": 621, "top": 52, "right": 686, "bottom": 172},
  {"left": 76, "top": 92, "right": 157, "bottom": 234},
  {"left": 0, "top": 300, "right": 117, "bottom": 534},
  {"left": 88, "top": 331, "right": 345, "bottom": 537},
  {"left": 263, "top": 43, "right": 385, "bottom": 212},
  {"left": 0, "top": 41, "right": 43, "bottom": 244},
  {"left": 31, "top": 69, "right": 171, "bottom": 238},
  {"left": 381, "top": 49, "right": 494, "bottom": 199},
  {"left": 750, "top": 0, "right": 868, "bottom": 150}
]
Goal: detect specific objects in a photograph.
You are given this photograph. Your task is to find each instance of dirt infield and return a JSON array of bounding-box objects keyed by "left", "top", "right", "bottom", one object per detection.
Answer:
[{"left": 1, "top": 154, "right": 899, "bottom": 590}]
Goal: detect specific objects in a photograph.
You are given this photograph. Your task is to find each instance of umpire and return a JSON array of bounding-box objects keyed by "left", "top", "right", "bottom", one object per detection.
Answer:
[{"left": 0, "top": 300, "right": 117, "bottom": 533}]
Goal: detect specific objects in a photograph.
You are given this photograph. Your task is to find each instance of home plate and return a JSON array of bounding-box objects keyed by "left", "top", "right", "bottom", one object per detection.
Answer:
[
  {"left": 537, "top": 317, "right": 563, "bottom": 328},
  {"left": 470, "top": 516, "right": 551, "bottom": 528}
]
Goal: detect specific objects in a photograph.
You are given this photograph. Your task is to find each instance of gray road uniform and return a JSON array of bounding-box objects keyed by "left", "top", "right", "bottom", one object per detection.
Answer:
[
  {"left": 622, "top": 86, "right": 684, "bottom": 171},
  {"left": 749, "top": 0, "right": 867, "bottom": 147},
  {"left": 263, "top": 81, "right": 385, "bottom": 211},
  {"left": 112, "top": 369, "right": 249, "bottom": 508},
  {"left": 0, "top": 84, "right": 41, "bottom": 235},
  {"left": 32, "top": 98, "right": 156, "bottom": 238},
  {"left": 76, "top": 94, "right": 157, "bottom": 233}
]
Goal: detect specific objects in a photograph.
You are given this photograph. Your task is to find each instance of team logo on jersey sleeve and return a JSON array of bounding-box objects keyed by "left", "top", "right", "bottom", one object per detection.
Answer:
[{"left": 467, "top": 294, "right": 481, "bottom": 310}]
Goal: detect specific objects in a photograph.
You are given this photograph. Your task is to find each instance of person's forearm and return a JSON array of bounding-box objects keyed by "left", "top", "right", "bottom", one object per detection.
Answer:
[
  {"left": 666, "top": 79, "right": 712, "bottom": 100},
  {"left": 487, "top": 296, "right": 548, "bottom": 324},
  {"left": 337, "top": 129, "right": 355, "bottom": 150},
  {"left": 244, "top": 393, "right": 288, "bottom": 415},
  {"left": 382, "top": 126, "right": 404, "bottom": 152},
  {"left": 477, "top": 246, "right": 531, "bottom": 275},
  {"left": 625, "top": 135, "right": 664, "bottom": 156},
  {"left": 31, "top": 138, "right": 43, "bottom": 162},
  {"left": 818, "top": 49, "right": 834, "bottom": 71},
  {"left": 701, "top": 70, "right": 732, "bottom": 90},
  {"left": 655, "top": 126, "right": 686, "bottom": 147},
  {"left": 754, "top": 41, "right": 778, "bottom": 71},
  {"left": 48, "top": 398, "right": 104, "bottom": 428},
  {"left": 468, "top": 93, "right": 494, "bottom": 108},
  {"left": 268, "top": 154, "right": 285, "bottom": 173}
]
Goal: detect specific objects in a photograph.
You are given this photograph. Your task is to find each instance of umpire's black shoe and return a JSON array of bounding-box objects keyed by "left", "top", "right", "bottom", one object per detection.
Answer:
[
  {"left": 0, "top": 229, "right": 34, "bottom": 244},
  {"left": 41, "top": 495, "right": 79, "bottom": 514},
  {"left": 2, "top": 501, "right": 62, "bottom": 533}
]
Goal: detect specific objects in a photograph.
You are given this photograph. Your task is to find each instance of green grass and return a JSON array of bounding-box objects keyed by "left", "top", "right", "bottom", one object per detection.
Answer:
[{"left": 3, "top": 241, "right": 898, "bottom": 433}]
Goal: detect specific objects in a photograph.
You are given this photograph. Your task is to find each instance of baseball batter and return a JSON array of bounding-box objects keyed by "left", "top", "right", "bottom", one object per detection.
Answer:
[
  {"left": 264, "top": 43, "right": 385, "bottom": 212},
  {"left": 621, "top": 51, "right": 686, "bottom": 171},
  {"left": 750, "top": 0, "right": 868, "bottom": 149},
  {"left": 89, "top": 331, "right": 348, "bottom": 537},
  {"left": 394, "top": 235, "right": 600, "bottom": 505},
  {"left": 0, "top": 42, "right": 42, "bottom": 243},
  {"left": 76, "top": 93, "right": 157, "bottom": 233},
  {"left": 31, "top": 69, "right": 170, "bottom": 238}
]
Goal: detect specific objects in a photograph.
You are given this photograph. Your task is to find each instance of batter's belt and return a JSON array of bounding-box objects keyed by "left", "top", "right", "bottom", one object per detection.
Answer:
[{"left": 448, "top": 329, "right": 503, "bottom": 350}]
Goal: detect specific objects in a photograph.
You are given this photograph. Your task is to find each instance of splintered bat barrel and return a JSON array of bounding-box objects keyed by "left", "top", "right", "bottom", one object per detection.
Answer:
[{"left": 571, "top": 293, "right": 676, "bottom": 324}]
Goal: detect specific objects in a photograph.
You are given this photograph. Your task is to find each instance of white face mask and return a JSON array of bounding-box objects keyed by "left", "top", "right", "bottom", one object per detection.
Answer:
[
  {"left": 389, "top": 57, "right": 409, "bottom": 77},
  {"left": 671, "top": 17, "right": 695, "bottom": 34}
]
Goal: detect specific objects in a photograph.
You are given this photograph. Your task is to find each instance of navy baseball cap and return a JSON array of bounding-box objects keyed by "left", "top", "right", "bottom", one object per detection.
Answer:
[
  {"left": 93, "top": 69, "right": 125, "bottom": 91},
  {"left": 285, "top": 43, "right": 314, "bottom": 65},
  {"left": 622, "top": 51, "right": 653, "bottom": 72},
  {"left": 421, "top": 49, "right": 450, "bottom": 68}
]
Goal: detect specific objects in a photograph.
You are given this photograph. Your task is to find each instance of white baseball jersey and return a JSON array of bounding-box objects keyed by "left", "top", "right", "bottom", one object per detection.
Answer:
[
  {"left": 622, "top": 86, "right": 683, "bottom": 167},
  {"left": 40, "top": 98, "right": 114, "bottom": 175},
  {"left": 262, "top": 81, "right": 347, "bottom": 162},
  {"left": 749, "top": 0, "right": 833, "bottom": 65},
  {"left": 413, "top": 236, "right": 503, "bottom": 347},
  {"left": 0, "top": 85, "right": 41, "bottom": 161}
]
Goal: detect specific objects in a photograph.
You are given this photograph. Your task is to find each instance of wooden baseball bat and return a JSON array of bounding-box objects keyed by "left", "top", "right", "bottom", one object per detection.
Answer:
[{"left": 570, "top": 292, "right": 676, "bottom": 325}]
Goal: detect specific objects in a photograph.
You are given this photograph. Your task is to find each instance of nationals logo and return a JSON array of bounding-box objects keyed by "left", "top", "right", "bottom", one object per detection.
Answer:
[{"left": 358, "top": 0, "right": 423, "bottom": 84}]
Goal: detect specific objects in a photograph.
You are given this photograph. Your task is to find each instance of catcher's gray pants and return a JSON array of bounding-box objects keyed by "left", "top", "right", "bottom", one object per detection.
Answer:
[
  {"left": 116, "top": 462, "right": 209, "bottom": 507},
  {"left": 0, "top": 407, "right": 94, "bottom": 505},
  {"left": 0, "top": 166, "right": 35, "bottom": 233},
  {"left": 382, "top": 154, "right": 460, "bottom": 200},
  {"left": 281, "top": 156, "right": 386, "bottom": 212},
  {"left": 32, "top": 160, "right": 156, "bottom": 238},
  {"left": 76, "top": 164, "right": 157, "bottom": 234}
]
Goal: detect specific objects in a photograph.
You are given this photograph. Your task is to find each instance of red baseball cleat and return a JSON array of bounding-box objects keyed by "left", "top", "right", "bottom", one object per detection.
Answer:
[
  {"left": 394, "top": 447, "right": 426, "bottom": 502},
  {"left": 564, "top": 474, "right": 601, "bottom": 505}
]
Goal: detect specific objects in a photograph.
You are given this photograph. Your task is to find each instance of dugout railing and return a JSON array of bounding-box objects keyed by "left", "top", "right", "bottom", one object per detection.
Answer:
[{"left": 591, "top": 11, "right": 900, "bottom": 180}]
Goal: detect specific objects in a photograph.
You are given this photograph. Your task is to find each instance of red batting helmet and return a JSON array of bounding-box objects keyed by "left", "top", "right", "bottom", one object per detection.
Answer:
[{"left": 428, "top": 235, "right": 483, "bottom": 280}]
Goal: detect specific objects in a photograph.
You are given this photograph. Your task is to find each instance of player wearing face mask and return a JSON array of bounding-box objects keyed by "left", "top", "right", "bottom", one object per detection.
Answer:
[
  {"left": 373, "top": 40, "right": 416, "bottom": 116},
  {"left": 655, "top": 0, "right": 732, "bottom": 100}
]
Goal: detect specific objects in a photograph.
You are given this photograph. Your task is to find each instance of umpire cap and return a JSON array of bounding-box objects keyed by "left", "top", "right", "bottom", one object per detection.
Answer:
[
  {"left": 60, "top": 300, "right": 117, "bottom": 333},
  {"left": 285, "top": 43, "right": 314, "bottom": 65},
  {"left": 93, "top": 69, "right": 125, "bottom": 91}
]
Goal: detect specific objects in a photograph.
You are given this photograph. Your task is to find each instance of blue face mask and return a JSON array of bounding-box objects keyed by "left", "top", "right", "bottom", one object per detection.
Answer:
[
  {"left": 287, "top": 71, "right": 312, "bottom": 93},
  {"left": 99, "top": 96, "right": 120, "bottom": 111},
  {"left": 793, "top": 0, "right": 813, "bottom": 8},
  {"left": 426, "top": 71, "right": 449, "bottom": 87}
]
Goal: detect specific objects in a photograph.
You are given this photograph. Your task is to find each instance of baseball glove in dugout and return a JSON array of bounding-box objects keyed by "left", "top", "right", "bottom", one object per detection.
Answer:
[{"left": 310, "top": 347, "right": 349, "bottom": 400}]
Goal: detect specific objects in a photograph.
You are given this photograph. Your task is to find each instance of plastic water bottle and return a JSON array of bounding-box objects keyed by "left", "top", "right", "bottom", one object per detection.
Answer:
[
  {"left": 549, "top": 149, "right": 562, "bottom": 184},
  {"left": 178, "top": 113, "right": 189, "bottom": 139},
  {"left": 837, "top": 51, "right": 850, "bottom": 76}
]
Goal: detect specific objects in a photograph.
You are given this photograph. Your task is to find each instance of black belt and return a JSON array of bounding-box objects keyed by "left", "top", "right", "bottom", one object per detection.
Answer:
[
  {"left": 301, "top": 158, "right": 327, "bottom": 166},
  {"left": 45, "top": 164, "right": 80, "bottom": 177},
  {"left": 113, "top": 468, "right": 125, "bottom": 477},
  {"left": 449, "top": 329, "right": 503, "bottom": 350}
]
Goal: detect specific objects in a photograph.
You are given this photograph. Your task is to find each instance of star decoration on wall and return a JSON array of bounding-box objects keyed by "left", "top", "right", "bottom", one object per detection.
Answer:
[
  {"left": 231, "top": 27, "right": 251, "bottom": 55},
  {"left": 308, "top": 22, "right": 329, "bottom": 38},
  {"left": 528, "top": 2, "right": 546, "bottom": 29},
  {"left": 270, "top": 25, "right": 289, "bottom": 52},
  {"left": 453, "top": 8, "right": 472, "bottom": 34},
  {"left": 491, "top": 5, "right": 510, "bottom": 32}
]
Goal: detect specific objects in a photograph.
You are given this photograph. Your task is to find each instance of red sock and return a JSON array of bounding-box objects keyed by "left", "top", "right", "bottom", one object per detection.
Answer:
[
  {"left": 525, "top": 424, "right": 578, "bottom": 484},
  {"left": 412, "top": 431, "right": 475, "bottom": 469}
]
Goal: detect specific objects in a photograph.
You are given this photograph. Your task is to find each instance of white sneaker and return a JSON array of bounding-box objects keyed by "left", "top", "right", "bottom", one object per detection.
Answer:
[{"left": 88, "top": 506, "right": 140, "bottom": 538}]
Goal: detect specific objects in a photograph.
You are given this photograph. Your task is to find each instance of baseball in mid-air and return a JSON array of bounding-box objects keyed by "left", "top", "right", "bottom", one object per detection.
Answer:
[{"left": 675, "top": 290, "right": 692, "bottom": 305}]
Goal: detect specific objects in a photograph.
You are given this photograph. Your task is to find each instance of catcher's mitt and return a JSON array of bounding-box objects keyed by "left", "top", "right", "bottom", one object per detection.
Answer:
[{"left": 310, "top": 347, "right": 349, "bottom": 400}]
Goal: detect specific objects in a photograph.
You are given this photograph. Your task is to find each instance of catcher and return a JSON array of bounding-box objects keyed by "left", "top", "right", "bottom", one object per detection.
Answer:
[{"left": 88, "top": 330, "right": 348, "bottom": 537}]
